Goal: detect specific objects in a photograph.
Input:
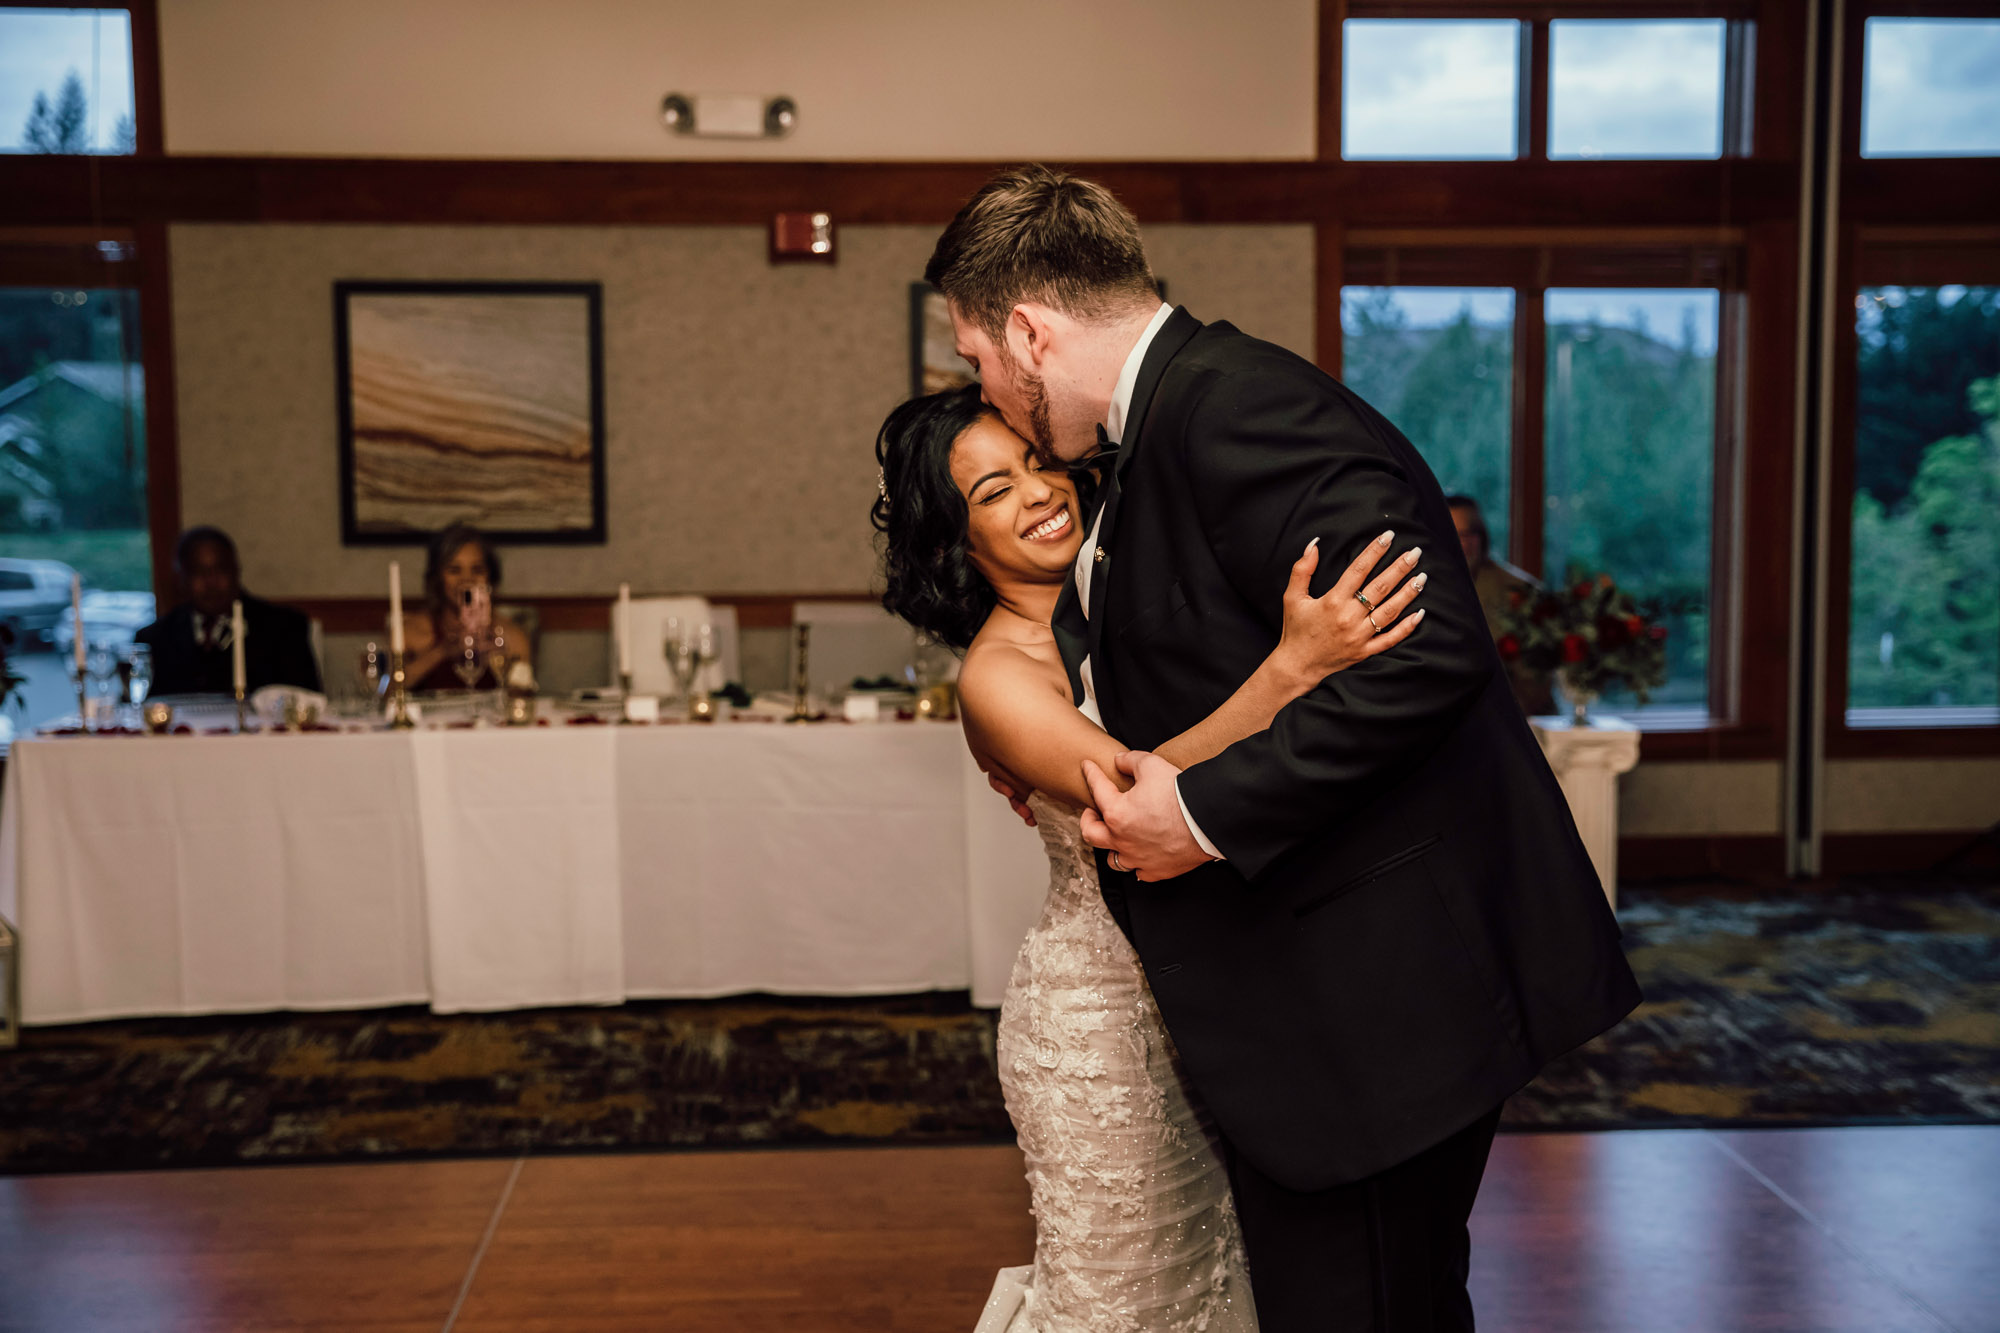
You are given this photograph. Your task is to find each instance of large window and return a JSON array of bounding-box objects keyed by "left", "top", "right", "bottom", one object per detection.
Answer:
[
  {"left": 1545, "top": 289, "right": 1719, "bottom": 717},
  {"left": 1860, "top": 19, "right": 2000, "bottom": 158},
  {"left": 1846, "top": 285, "right": 2000, "bottom": 726},
  {"left": 0, "top": 7, "right": 136, "bottom": 155},
  {"left": 1343, "top": 13, "right": 1752, "bottom": 161},
  {"left": 1341, "top": 262, "right": 1732, "bottom": 727},
  {"left": 0, "top": 284, "right": 148, "bottom": 738}
]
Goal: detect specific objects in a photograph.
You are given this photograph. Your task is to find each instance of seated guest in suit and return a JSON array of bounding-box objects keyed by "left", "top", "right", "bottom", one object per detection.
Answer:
[
  {"left": 1449, "top": 494, "right": 1556, "bottom": 717},
  {"left": 396, "top": 523, "right": 531, "bottom": 692},
  {"left": 137, "top": 526, "right": 322, "bottom": 696}
]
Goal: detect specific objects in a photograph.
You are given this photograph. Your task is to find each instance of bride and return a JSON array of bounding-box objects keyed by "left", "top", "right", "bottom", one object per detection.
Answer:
[{"left": 873, "top": 385, "right": 1427, "bottom": 1331}]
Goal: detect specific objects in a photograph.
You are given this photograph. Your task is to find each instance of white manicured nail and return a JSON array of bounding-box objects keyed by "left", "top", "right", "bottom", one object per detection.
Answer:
[
  {"left": 1412, "top": 573, "right": 1428, "bottom": 590},
  {"left": 1409, "top": 608, "right": 1426, "bottom": 623},
  {"left": 1378, "top": 530, "right": 1394, "bottom": 545},
  {"left": 1406, "top": 546, "right": 1422, "bottom": 562},
  {"left": 1306, "top": 537, "right": 1319, "bottom": 551}
]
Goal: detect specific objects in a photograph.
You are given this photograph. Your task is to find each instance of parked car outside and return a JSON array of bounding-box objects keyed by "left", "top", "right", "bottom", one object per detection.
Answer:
[
  {"left": 0, "top": 557, "right": 78, "bottom": 647},
  {"left": 55, "top": 590, "right": 157, "bottom": 655}
]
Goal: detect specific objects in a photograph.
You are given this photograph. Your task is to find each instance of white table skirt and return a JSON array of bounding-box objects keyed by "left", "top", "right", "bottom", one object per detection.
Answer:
[{"left": 0, "top": 723, "right": 1050, "bottom": 1026}]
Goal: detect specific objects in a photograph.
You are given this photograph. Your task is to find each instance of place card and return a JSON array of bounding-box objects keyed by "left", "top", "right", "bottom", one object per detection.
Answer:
[
  {"left": 843, "top": 693, "right": 881, "bottom": 723},
  {"left": 623, "top": 694, "right": 660, "bottom": 724}
]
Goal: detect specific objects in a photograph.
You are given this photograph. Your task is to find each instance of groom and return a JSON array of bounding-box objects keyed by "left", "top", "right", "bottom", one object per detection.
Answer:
[{"left": 929, "top": 166, "right": 1640, "bottom": 1331}]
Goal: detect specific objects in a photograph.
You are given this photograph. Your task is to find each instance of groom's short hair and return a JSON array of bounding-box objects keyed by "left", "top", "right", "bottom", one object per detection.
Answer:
[{"left": 925, "top": 165, "right": 1157, "bottom": 339}]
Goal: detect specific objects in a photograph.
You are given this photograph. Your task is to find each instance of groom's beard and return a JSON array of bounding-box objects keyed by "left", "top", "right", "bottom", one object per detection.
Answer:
[{"left": 1019, "top": 368, "right": 1063, "bottom": 470}]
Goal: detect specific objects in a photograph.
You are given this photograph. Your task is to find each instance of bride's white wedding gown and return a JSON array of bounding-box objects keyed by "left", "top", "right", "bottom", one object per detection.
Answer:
[{"left": 975, "top": 792, "right": 1259, "bottom": 1333}]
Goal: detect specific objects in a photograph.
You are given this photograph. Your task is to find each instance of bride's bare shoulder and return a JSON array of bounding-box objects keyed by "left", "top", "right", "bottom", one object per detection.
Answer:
[{"left": 960, "top": 625, "right": 1067, "bottom": 713}]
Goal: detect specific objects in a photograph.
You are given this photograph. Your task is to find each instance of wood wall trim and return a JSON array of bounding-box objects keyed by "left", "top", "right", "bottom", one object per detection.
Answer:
[
  {"left": 0, "top": 156, "right": 1803, "bottom": 230},
  {"left": 1619, "top": 829, "right": 1995, "bottom": 881}
]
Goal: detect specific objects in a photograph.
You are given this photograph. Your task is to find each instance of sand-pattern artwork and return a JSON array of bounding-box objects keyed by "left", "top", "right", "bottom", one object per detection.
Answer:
[{"left": 341, "top": 287, "right": 600, "bottom": 539}]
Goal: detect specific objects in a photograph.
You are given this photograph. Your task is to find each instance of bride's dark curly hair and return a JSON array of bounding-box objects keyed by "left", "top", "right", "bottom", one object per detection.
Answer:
[{"left": 872, "top": 385, "right": 998, "bottom": 651}]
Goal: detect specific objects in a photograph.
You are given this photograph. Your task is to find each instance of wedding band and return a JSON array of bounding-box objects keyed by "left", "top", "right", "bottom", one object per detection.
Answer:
[
  {"left": 1355, "top": 591, "right": 1376, "bottom": 611},
  {"left": 1108, "top": 850, "right": 1129, "bottom": 872},
  {"left": 1367, "top": 610, "right": 1382, "bottom": 632}
]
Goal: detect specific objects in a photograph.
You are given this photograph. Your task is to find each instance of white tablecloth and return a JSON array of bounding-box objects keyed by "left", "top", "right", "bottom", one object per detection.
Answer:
[{"left": 0, "top": 723, "right": 1050, "bottom": 1026}]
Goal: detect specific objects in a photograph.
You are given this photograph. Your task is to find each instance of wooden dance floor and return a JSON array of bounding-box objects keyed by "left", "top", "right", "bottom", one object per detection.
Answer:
[{"left": 1, "top": 1127, "right": 1992, "bottom": 1332}]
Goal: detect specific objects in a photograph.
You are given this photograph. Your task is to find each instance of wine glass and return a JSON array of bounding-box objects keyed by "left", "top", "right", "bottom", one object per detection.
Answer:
[{"left": 125, "top": 644, "right": 153, "bottom": 708}]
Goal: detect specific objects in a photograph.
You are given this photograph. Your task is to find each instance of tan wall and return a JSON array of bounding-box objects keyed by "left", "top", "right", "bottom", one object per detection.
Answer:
[
  {"left": 168, "top": 221, "right": 1315, "bottom": 599},
  {"left": 1618, "top": 758, "right": 1999, "bottom": 838},
  {"left": 159, "top": 0, "right": 1317, "bottom": 160},
  {"left": 1824, "top": 758, "right": 2000, "bottom": 833}
]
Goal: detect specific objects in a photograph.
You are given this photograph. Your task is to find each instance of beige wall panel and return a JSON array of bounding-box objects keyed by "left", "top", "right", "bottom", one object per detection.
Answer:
[
  {"left": 1823, "top": 758, "right": 2000, "bottom": 832},
  {"left": 160, "top": 0, "right": 1316, "bottom": 160},
  {"left": 1618, "top": 760, "right": 1784, "bottom": 837},
  {"left": 168, "top": 222, "right": 1313, "bottom": 599}
]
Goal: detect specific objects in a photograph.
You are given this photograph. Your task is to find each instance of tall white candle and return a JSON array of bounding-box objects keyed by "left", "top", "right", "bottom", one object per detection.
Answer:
[
  {"left": 70, "top": 573, "right": 85, "bottom": 671},
  {"left": 617, "top": 583, "right": 632, "bottom": 677},
  {"left": 388, "top": 562, "right": 405, "bottom": 656},
  {"left": 230, "top": 598, "right": 246, "bottom": 696}
]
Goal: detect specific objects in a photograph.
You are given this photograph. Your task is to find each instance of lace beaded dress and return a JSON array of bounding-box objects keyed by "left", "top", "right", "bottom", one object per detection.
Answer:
[{"left": 975, "top": 792, "right": 1258, "bottom": 1333}]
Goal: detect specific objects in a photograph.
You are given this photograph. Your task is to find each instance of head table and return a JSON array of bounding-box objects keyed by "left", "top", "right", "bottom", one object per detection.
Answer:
[{"left": 0, "top": 716, "right": 1050, "bottom": 1026}]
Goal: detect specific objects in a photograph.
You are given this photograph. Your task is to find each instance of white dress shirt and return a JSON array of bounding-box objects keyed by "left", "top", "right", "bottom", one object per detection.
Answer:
[{"left": 1074, "top": 302, "right": 1225, "bottom": 862}]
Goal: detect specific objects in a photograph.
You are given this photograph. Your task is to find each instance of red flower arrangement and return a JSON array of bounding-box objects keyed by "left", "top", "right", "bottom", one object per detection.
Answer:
[{"left": 1494, "top": 570, "right": 1669, "bottom": 715}]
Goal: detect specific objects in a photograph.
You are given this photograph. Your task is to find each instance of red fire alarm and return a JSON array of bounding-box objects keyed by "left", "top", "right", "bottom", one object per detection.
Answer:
[{"left": 771, "top": 211, "right": 835, "bottom": 263}]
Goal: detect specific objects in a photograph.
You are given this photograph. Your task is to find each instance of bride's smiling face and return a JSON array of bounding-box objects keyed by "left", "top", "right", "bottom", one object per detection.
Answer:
[{"left": 950, "top": 414, "right": 1083, "bottom": 587}]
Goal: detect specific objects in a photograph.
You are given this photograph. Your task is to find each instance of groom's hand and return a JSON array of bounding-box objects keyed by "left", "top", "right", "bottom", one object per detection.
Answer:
[{"left": 1080, "top": 751, "right": 1213, "bottom": 882}]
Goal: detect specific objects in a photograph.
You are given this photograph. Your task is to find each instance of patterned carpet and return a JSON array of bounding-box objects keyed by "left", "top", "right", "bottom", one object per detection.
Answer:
[{"left": 3, "top": 880, "right": 1995, "bottom": 1174}]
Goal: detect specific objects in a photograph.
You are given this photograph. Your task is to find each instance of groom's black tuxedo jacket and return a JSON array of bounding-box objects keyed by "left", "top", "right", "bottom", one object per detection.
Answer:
[{"left": 1054, "top": 308, "right": 1640, "bottom": 1192}]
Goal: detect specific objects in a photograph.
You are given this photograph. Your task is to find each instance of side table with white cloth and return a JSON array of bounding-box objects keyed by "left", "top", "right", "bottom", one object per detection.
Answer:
[
  {"left": 1530, "top": 715, "right": 1641, "bottom": 910},
  {"left": 0, "top": 721, "right": 1050, "bottom": 1028}
]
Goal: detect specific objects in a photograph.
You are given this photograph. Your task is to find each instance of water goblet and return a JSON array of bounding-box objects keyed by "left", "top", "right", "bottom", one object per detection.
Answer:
[{"left": 125, "top": 644, "right": 153, "bottom": 706}]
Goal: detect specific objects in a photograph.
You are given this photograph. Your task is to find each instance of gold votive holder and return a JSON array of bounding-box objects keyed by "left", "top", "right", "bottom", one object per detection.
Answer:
[
  {"left": 505, "top": 692, "right": 537, "bottom": 726},
  {"left": 142, "top": 700, "right": 174, "bottom": 734},
  {"left": 690, "top": 693, "right": 716, "bottom": 723}
]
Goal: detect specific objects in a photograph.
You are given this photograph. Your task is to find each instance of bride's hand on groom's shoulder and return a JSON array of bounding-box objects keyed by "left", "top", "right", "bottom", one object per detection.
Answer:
[
  {"left": 1276, "top": 532, "right": 1428, "bottom": 687},
  {"left": 984, "top": 764, "right": 1037, "bottom": 827}
]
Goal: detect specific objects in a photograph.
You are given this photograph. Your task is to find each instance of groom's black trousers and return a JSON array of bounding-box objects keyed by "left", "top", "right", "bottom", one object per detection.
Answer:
[{"left": 1224, "top": 1105, "right": 1503, "bottom": 1332}]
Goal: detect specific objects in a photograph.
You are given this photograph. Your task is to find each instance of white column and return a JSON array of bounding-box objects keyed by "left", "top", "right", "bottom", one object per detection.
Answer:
[{"left": 1531, "top": 717, "right": 1642, "bottom": 910}]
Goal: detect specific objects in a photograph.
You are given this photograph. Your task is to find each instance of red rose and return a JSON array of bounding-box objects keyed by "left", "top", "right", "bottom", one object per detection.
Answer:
[
  {"left": 1625, "top": 615, "right": 1644, "bottom": 633},
  {"left": 1649, "top": 626, "right": 1668, "bottom": 642},
  {"left": 1562, "top": 633, "right": 1588, "bottom": 663},
  {"left": 1497, "top": 634, "right": 1521, "bottom": 660}
]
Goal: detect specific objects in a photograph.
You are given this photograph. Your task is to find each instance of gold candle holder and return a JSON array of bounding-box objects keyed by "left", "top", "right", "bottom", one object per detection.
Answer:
[
  {"left": 690, "top": 693, "right": 716, "bottom": 723},
  {"left": 387, "top": 650, "right": 415, "bottom": 729},
  {"left": 619, "top": 670, "right": 635, "bottom": 723},
  {"left": 787, "top": 623, "right": 812, "bottom": 723},
  {"left": 142, "top": 700, "right": 174, "bottom": 734},
  {"left": 235, "top": 685, "right": 249, "bottom": 733}
]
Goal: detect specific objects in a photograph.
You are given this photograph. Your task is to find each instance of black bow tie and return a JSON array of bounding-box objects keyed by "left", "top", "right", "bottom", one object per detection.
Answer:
[{"left": 1078, "top": 422, "right": 1119, "bottom": 468}]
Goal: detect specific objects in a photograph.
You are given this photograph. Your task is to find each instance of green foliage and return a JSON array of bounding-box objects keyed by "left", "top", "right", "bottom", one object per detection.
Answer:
[
  {"left": 1341, "top": 292, "right": 1514, "bottom": 556},
  {"left": 1544, "top": 320, "right": 1714, "bottom": 707},
  {"left": 1848, "top": 375, "right": 2000, "bottom": 709},
  {"left": 0, "top": 530, "right": 151, "bottom": 592},
  {"left": 1856, "top": 287, "right": 2000, "bottom": 510},
  {"left": 22, "top": 71, "right": 90, "bottom": 153}
]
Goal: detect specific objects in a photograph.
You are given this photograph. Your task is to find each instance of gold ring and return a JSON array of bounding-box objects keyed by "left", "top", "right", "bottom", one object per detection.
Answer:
[
  {"left": 1108, "top": 850, "right": 1128, "bottom": 872},
  {"left": 1368, "top": 610, "right": 1382, "bottom": 632},
  {"left": 1355, "top": 591, "right": 1376, "bottom": 611}
]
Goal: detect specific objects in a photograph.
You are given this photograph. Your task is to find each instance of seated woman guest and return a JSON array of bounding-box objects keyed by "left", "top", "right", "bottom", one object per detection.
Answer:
[
  {"left": 137, "top": 525, "right": 322, "bottom": 696},
  {"left": 394, "top": 524, "right": 531, "bottom": 691}
]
